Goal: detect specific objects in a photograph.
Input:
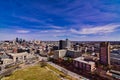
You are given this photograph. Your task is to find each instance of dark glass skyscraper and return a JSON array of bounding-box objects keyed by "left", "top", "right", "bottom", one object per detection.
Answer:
[
  {"left": 59, "top": 39, "right": 71, "bottom": 50},
  {"left": 59, "top": 40, "right": 66, "bottom": 49}
]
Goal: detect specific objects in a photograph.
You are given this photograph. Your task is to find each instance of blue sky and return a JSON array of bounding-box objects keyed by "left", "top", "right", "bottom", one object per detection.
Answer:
[{"left": 0, "top": 0, "right": 120, "bottom": 41}]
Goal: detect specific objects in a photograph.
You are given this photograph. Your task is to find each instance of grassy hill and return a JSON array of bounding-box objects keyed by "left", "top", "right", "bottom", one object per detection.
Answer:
[{"left": 2, "top": 65, "right": 60, "bottom": 80}]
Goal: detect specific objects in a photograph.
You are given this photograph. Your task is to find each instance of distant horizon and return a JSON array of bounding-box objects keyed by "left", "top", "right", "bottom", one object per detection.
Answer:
[
  {"left": 1, "top": 0, "right": 120, "bottom": 41},
  {"left": 1, "top": 38, "right": 120, "bottom": 42}
]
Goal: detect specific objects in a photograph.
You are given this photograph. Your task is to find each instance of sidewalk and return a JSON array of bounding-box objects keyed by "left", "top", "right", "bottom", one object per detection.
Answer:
[{"left": 47, "top": 62, "right": 89, "bottom": 80}]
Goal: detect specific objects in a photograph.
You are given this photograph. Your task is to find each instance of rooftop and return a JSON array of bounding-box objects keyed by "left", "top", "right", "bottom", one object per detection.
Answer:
[
  {"left": 74, "top": 57, "right": 95, "bottom": 65},
  {"left": 7, "top": 52, "right": 28, "bottom": 57}
]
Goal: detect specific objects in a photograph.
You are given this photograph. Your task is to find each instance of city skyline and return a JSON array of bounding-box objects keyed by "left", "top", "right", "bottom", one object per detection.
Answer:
[{"left": 1, "top": 0, "right": 120, "bottom": 41}]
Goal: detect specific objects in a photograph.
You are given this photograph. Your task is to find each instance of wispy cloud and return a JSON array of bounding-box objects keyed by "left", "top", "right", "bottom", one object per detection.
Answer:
[
  {"left": 40, "top": 29, "right": 66, "bottom": 33},
  {"left": 13, "top": 15, "right": 42, "bottom": 23},
  {"left": 70, "top": 24, "right": 120, "bottom": 34},
  {"left": 16, "top": 30, "right": 30, "bottom": 33},
  {"left": 49, "top": 26, "right": 63, "bottom": 29},
  {"left": 1, "top": 0, "right": 120, "bottom": 41}
]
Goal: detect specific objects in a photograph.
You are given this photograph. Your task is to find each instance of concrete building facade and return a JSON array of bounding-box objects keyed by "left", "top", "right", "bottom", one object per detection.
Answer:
[
  {"left": 73, "top": 57, "right": 96, "bottom": 72},
  {"left": 53, "top": 50, "right": 67, "bottom": 60},
  {"left": 7, "top": 52, "right": 28, "bottom": 62}
]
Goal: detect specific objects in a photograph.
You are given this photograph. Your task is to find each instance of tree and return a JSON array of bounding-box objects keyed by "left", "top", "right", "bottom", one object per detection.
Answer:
[{"left": 40, "top": 59, "right": 47, "bottom": 67}]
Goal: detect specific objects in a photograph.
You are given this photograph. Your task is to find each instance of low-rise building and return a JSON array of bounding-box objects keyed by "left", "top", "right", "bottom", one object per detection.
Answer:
[
  {"left": 0, "top": 52, "right": 13, "bottom": 65},
  {"left": 53, "top": 50, "right": 82, "bottom": 60},
  {"left": 66, "top": 50, "right": 82, "bottom": 58},
  {"left": 73, "top": 57, "right": 96, "bottom": 72},
  {"left": 106, "top": 70, "right": 120, "bottom": 79},
  {"left": 110, "top": 50, "right": 120, "bottom": 65},
  {"left": 7, "top": 52, "right": 28, "bottom": 62},
  {"left": 1, "top": 58, "right": 13, "bottom": 65},
  {"left": 53, "top": 50, "right": 67, "bottom": 60}
]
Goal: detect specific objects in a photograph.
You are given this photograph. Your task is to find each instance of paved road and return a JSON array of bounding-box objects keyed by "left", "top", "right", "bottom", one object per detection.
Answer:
[{"left": 47, "top": 62, "right": 89, "bottom": 80}]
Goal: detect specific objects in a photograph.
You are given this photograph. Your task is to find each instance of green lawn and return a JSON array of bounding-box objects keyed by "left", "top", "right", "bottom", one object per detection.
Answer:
[
  {"left": 47, "top": 64, "right": 77, "bottom": 80},
  {"left": 2, "top": 65, "right": 61, "bottom": 80}
]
